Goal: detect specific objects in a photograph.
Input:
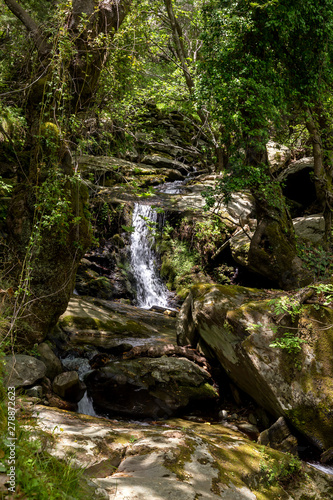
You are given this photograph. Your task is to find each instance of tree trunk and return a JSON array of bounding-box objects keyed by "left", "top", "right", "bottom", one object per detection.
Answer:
[
  {"left": 4, "top": 0, "right": 132, "bottom": 345},
  {"left": 306, "top": 107, "right": 333, "bottom": 246},
  {"left": 245, "top": 139, "right": 311, "bottom": 289}
]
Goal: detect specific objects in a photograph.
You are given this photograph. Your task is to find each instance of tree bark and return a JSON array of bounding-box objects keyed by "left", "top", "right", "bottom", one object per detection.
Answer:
[
  {"left": 245, "top": 138, "right": 312, "bottom": 289},
  {"left": 4, "top": 0, "right": 132, "bottom": 345},
  {"left": 306, "top": 107, "right": 333, "bottom": 246},
  {"left": 3, "top": 0, "right": 49, "bottom": 56}
]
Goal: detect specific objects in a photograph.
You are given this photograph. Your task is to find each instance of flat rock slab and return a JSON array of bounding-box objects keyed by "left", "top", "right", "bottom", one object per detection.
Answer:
[
  {"left": 3, "top": 354, "right": 46, "bottom": 388},
  {"left": 24, "top": 404, "right": 333, "bottom": 500},
  {"left": 59, "top": 297, "right": 177, "bottom": 350}
]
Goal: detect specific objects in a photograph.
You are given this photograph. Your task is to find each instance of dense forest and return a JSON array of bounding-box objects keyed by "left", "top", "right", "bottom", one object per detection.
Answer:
[{"left": 1, "top": 1, "right": 333, "bottom": 498}]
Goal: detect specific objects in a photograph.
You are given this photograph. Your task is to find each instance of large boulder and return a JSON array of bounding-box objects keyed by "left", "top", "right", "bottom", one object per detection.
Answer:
[
  {"left": 27, "top": 405, "right": 333, "bottom": 500},
  {"left": 177, "top": 283, "right": 333, "bottom": 451},
  {"left": 267, "top": 141, "right": 291, "bottom": 172},
  {"left": 57, "top": 297, "right": 177, "bottom": 351},
  {"left": 3, "top": 354, "right": 46, "bottom": 388},
  {"left": 85, "top": 356, "right": 218, "bottom": 419},
  {"left": 293, "top": 214, "right": 325, "bottom": 245}
]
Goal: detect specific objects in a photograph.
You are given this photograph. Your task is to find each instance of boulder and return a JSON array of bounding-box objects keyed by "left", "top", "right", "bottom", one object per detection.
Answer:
[
  {"left": 267, "top": 141, "right": 291, "bottom": 172},
  {"left": 177, "top": 283, "right": 333, "bottom": 451},
  {"left": 85, "top": 357, "right": 218, "bottom": 419},
  {"left": 293, "top": 214, "right": 325, "bottom": 245},
  {"left": 58, "top": 297, "right": 177, "bottom": 351},
  {"left": 142, "top": 154, "right": 189, "bottom": 174},
  {"left": 27, "top": 405, "right": 333, "bottom": 500},
  {"left": 77, "top": 155, "right": 185, "bottom": 188},
  {"left": 3, "top": 354, "right": 46, "bottom": 388},
  {"left": 229, "top": 229, "right": 253, "bottom": 267},
  {"left": 36, "top": 342, "right": 63, "bottom": 381},
  {"left": 52, "top": 371, "right": 85, "bottom": 402},
  {"left": 258, "top": 417, "right": 298, "bottom": 455}
]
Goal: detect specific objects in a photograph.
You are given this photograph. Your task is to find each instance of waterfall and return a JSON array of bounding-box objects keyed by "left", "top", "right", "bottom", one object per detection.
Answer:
[{"left": 130, "top": 203, "right": 169, "bottom": 309}]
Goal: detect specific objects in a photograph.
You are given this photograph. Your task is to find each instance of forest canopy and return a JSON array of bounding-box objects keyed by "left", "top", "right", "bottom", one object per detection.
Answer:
[{"left": 1, "top": 0, "right": 333, "bottom": 342}]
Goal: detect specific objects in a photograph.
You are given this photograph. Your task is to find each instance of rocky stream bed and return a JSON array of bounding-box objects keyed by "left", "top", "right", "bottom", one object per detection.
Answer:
[{"left": 2, "top": 142, "right": 333, "bottom": 498}]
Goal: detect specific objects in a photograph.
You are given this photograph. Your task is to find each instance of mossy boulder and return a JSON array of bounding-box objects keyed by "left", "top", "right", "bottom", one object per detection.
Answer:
[
  {"left": 177, "top": 283, "right": 333, "bottom": 451},
  {"left": 57, "top": 297, "right": 177, "bottom": 350},
  {"left": 29, "top": 405, "right": 333, "bottom": 499}
]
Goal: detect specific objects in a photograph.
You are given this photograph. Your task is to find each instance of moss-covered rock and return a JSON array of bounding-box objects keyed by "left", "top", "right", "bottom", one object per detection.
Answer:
[
  {"left": 57, "top": 296, "right": 177, "bottom": 350},
  {"left": 177, "top": 283, "right": 333, "bottom": 451},
  {"left": 27, "top": 405, "right": 333, "bottom": 499}
]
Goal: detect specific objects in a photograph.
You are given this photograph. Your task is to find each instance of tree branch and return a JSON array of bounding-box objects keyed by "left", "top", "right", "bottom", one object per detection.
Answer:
[{"left": 3, "top": 0, "right": 49, "bottom": 56}]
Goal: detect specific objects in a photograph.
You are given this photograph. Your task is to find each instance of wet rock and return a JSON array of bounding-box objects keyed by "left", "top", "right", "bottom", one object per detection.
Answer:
[
  {"left": 52, "top": 371, "right": 85, "bottom": 403},
  {"left": 3, "top": 354, "right": 46, "bottom": 388},
  {"left": 258, "top": 417, "right": 298, "bottom": 455},
  {"left": 177, "top": 283, "right": 333, "bottom": 451},
  {"left": 85, "top": 357, "right": 218, "bottom": 419},
  {"left": 36, "top": 342, "right": 63, "bottom": 381}
]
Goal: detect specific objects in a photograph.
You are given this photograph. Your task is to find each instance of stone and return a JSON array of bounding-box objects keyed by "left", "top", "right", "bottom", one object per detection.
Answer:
[
  {"left": 258, "top": 417, "right": 298, "bottom": 455},
  {"left": 36, "top": 342, "right": 63, "bottom": 381},
  {"left": 85, "top": 357, "right": 218, "bottom": 419},
  {"left": 142, "top": 154, "right": 188, "bottom": 174},
  {"left": 25, "top": 385, "right": 43, "bottom": 398},
  {"left": 26, "top": 405, "right": 333, "bottom": 500},
  {"left": 293, "top": 214, "right": 325, "bottom": 245},
  {"left": 266, "top": 141, "right": 291, "bottom": 171},
  {"left": 177, "top": 283, "right": 333, "bottom": 451},
  {"left": 229, "top": 229, "right": 253, "bottom": 267},
  {"left": 52, "top": 371, "right": 85, "bottom": 402},
  {"left": 58, "top": 297, "right": 176, "bottom": 352},
  {"left": 3, "top": 354, "right": 46, "bottom": 388}
]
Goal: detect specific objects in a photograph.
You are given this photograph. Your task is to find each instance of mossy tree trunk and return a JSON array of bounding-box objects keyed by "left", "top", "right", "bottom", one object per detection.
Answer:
[
  {"left": 245, "top": 139, "right": 311, "bottom": 290},
  {"left": 4, "top": 0, "right": 132, "bottom": 345},
  {"left": 306, "top": 106, "right": 333, "bottom": 247}
]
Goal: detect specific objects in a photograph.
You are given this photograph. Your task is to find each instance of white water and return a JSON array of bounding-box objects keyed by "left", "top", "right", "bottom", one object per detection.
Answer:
[
  {"left": 308, "top": 462, "right": 333, "bottom": 475},
  {"left": 130, "top": 204, "right": 169, "bottom": 309}
]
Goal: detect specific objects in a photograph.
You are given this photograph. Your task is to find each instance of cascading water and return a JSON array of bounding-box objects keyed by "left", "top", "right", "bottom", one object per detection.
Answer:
[{"left": 130, "top": 203, "right": 169, "bottom": 309}]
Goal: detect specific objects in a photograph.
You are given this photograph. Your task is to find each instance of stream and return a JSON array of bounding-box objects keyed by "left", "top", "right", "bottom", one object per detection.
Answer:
[{"left": 63, "top": 174, "right": 333, "bottom": 476}]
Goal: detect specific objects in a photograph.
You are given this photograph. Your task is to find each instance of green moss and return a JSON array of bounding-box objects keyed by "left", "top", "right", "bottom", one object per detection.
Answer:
[
  {"left": 176, "top": 382, "right": 219, "bottom": 403},
  {"left": 163, "top": 437, "right": 196, "bottom": 481}
]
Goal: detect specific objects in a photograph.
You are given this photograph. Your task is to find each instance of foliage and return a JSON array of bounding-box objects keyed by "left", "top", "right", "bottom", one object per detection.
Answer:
[
  {"left": 259, "top": 449, "right": 303, "bottom": 487},
  {"left": 297, "top": 241, "right": 333, "bottom": 278},
  {"left": 268, "top": 296, "right": 304, "bottom": 321},
  {"left": 198, "top": 0, "right": 333, "bottom": 216},
  {"left": 269, "top": 332, "right": 307, "bottom": 354},
  {"left": 309, "top": 282, "right": 333, "bottom": 306}
]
